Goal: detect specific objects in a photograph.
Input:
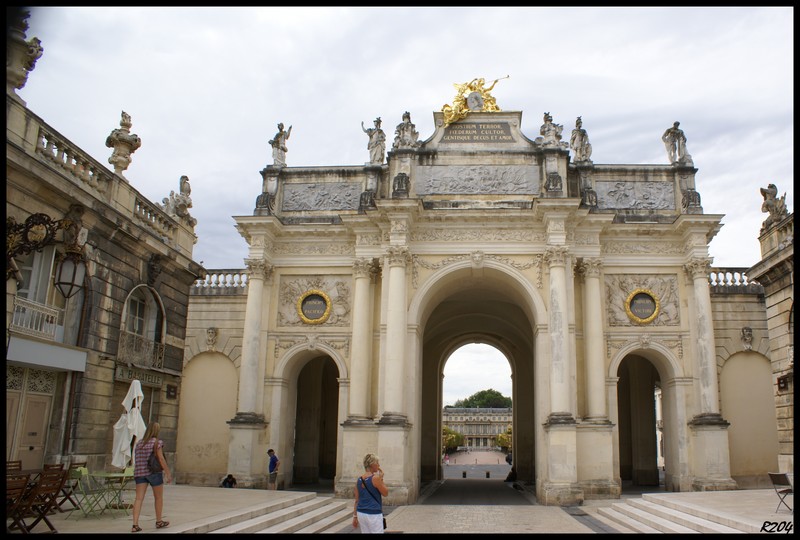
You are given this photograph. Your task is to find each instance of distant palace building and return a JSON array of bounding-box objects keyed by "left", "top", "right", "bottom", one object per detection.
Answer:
[{"left": 442, "top": 407, "right": 512, "bottom": 449}]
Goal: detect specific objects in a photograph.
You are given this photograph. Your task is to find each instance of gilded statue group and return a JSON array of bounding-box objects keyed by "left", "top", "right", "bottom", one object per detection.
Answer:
[{"left": 441, "top": 76, "right": 508, "bottom": 126}]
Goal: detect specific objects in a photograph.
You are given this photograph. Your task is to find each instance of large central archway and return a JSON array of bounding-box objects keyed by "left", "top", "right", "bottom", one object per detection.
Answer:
[{"left": 411, "top": 261, "right": 545, "bottom": 493}]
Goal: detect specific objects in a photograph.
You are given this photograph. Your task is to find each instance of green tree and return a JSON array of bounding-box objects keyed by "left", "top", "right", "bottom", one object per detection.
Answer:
[
  {"left": 452, "top": 388, "right": 511, "bottom": 408},
  {"left": 442, "top": 426, "right": 463, "bottom": 453},
  {"left": 496, "top": 426, "right": 512, "bottom": 451}
]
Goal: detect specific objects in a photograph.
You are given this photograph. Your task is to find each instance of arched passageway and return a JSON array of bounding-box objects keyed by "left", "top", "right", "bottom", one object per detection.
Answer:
[
  {"left": 416, "top": 265, "right": 540, "bottom": 495},
  {"left": 292, "top": 356, "right": 340, "bottom": 487}
]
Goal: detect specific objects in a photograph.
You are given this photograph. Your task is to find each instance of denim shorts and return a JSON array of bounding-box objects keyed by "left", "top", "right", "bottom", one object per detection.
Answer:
[{"left": 134, "top": 472, "right": 164, "bottom": 486}]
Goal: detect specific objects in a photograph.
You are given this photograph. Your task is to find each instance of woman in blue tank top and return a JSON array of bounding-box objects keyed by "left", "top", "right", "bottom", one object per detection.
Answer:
[{"left": 352, "top": 453, "right": 389, "bottom": 534}]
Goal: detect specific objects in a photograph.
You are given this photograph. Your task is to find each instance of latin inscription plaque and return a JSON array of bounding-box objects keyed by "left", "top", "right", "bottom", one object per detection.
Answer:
[
  {"left": 297, "top": 289, "right": 332, "bottom": 324},
  {"left": 440, "top": 122, "right": 515, "bottom": 143},
  {"left": 625, "top": 288, "right": 660, "bottom": 324}
]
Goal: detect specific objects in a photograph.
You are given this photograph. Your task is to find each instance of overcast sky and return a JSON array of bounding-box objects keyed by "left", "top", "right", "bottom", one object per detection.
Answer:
[{"left": 18, "top": 7, "right": 792, "bottom": 404}]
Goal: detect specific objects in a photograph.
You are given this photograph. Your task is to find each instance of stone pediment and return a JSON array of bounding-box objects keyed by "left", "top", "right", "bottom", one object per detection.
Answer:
[{"left": 422, "top": 111, "right": 537, "bottom": 152}]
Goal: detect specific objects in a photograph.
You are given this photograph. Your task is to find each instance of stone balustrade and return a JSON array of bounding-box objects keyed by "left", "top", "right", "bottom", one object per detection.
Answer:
[
  {"left": 133, "top": 197, "right": 177, "bottom": 240},
  {"left": 35, "top": 126, "right": 115, "bottom": 194},
  {"left": 191, "top": 270, "right": 249, "bottom": 295},
  {"left": 709, "top": 267, "right": 763, "bottom": 294}
]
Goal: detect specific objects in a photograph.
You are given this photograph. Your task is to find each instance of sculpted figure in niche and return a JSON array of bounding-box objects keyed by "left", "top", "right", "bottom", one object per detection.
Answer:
[
  {"left": 662, "top": 121, "right": 692, "bottom": 165},
  {"left": 362, "top": 117, "right": 386, "bottom": 165},
  {"left": 759, "top": 183, "right": 788, "bottom": 230},
  {"left": 269, "top": 123, "right": 292, "bottom": 167},
  {"left": 569, "top": 116, "right": 592, "bottom": 162}
]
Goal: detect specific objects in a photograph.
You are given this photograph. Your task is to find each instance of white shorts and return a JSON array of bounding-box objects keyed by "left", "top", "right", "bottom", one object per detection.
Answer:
[{"left": 356, "top": 511, "right": 384, "bottom": 534}]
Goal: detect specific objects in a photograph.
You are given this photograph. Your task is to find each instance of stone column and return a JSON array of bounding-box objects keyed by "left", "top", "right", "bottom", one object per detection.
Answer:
[
  {"left": 684, "top": 258, "right": 722, "bottom": 418},
  {"left": 347, "top": 257, "right": 375, "bottom": 422},
  {"left": 545, "top": 246, "right": 573, "bottom": 422},
  {"left": 578, "top": 258, "right": 608, "bottom": 421},
  {"left": 380, "top": 246, "right": 409, "bottom": 424},
  {"left": 684, "top": 257, "right": 736, "bottom": 491},
  {"left": 236, "top": 259, "right": 272, "bottom": 417},
  {"left": 227, "top": 258, "right": 272, "bottom": 487}
]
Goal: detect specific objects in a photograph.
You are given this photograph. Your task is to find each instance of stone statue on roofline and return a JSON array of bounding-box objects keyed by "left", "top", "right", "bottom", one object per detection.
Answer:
[
  {"left": 362, "top": 117, "right": 386, "bottom": 165},
  {"left": 392, "top": 111, "right": 420, "bottom": 150},
  {"left": 269, "top": 123, "right": 292, "bottom": 167},
  {"left": 759, "top": 183, "right": 788, "bottom": 231},
  {"left": 105, "top": 111, "right": 142, "bottom": 178},
  {"left": 569, "top": 116, "right": 592, "bottom": 163},
  {"left": 662, "top": 121, "right": 693, "bottom": 166},
  {"left": 6, "top": 9, "right": 44, "bottom": 94}
]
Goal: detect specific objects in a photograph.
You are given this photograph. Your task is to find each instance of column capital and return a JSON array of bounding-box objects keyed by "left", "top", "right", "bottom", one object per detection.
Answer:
[
  {"left": 544, "top": 245, "right": 569, "bottom": 267},
  {"left": 684, "top": 257, "right": 712, "bottom": 280},
  {"left": 385, "top": 246, "right": 410, "bottom": 267},
  {"left": 577, "top": 257, "right": 603, "bottom": 278},
  {"left": 244, "top": 258, "right": 273, "bottom": 280},
  {"left": 353, "top": 257, "right": 373, "bottom": 278}
]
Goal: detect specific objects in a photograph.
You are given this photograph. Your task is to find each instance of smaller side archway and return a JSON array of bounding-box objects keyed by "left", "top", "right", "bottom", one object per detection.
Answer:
[
  {"left": 609, "top": 342, "right": 685, "bottom": 493},
  {"left": 272, "top": 343, "right": 348, "bottom": 491}
]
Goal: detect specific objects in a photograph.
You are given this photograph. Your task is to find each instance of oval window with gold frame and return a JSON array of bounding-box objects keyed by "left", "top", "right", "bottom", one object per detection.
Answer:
[
  {"left": 297, "top": 289, "right": 331, "bottom": 325},
  {"left": 625, "top": 288, "right": 660, "bottom": 325}
]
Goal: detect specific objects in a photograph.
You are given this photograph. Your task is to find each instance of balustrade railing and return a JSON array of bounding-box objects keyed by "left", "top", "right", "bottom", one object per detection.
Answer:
[
  {"left": 9, "top": 296, "right": 62, "bottom": 341},
  {"left": 117, "top": 330, "right": 165, "bottom": 369},
  {"left": 35, "top": 126, "right": 115, "bottom": 194},
  {"left": 191, "top": 270, "right": 248, "bottom": 295},
  {"left": 709, "top": 267, "right": 762, "bottom": 294},
  {"left": 133, "top": 197, "right": 177, "bottom": 239}
]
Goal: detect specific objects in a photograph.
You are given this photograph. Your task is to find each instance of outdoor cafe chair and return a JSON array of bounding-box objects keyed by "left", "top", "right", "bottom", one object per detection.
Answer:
[
  {"left": 58, "top": 461, "right": 87, "bottom": 512},
  {"left": 15, "top": 468, "right": 66, "bottom": 533},
  {"left": 6, "top": 460, "right": 23, "bottom": 472},
  {"left": 67, "top": 467, "right": 109, "bottom": 519},
  {"left": 768, "top": 472, "right": 793, "bottom": 513},
  {"left": 43, "top": 462, "right": 65, "bottom": 470},
  {"left": 6, "top": 473, "right": 31, "bottom": 533}
]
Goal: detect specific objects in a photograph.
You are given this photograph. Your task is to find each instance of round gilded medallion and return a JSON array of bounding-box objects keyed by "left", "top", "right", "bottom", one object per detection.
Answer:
[
  {"left": 625, "top": 288, "right": 660, "bottom": 325},
  {"left": 297, "top": 289, "right": 331, "bottom": 324}
]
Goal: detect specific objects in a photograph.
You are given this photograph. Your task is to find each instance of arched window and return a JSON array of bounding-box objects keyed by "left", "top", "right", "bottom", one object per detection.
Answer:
[{"left": 119, "top": 285, "right": 165, "bottom": 368}]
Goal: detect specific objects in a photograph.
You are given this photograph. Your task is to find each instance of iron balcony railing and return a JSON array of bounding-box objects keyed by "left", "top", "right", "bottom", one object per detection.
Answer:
[
  {"left": 9, "top": 296, "right": 62, "bottom": 341},
  {"left": 117, "top": 330, "right": 165, "bottom": 369}
]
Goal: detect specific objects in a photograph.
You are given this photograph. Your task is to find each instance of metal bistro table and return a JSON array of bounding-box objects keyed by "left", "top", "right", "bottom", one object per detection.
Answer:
[{"left": 89, "top": 469, "right": 133, "bottom": 517}]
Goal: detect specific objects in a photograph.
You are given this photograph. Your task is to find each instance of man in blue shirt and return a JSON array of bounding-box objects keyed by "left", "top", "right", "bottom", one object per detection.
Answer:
[{"left": 267, "top": 449, "right": 280, "bottom": 490}]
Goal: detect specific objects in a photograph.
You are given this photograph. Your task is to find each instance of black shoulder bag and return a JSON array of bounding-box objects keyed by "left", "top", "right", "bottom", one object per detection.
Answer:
[{"left": 359, "top": 477, "right": 387, "bottom": 529}]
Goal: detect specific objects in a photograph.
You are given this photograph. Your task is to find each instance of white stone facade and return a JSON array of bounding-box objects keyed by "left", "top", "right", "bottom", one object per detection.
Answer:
[{"left": 181, "top": 109, "right": 787, "bottom": 506}]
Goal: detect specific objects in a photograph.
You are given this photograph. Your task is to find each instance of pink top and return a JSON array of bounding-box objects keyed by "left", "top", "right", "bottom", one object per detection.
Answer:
[{"left": 133, "top": 437, "right": 163, "bottom": 478}]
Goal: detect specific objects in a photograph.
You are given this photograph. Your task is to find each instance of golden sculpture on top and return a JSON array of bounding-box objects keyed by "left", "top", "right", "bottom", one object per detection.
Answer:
[{"left": 441, "top": 75, "right": 509, "bottom": 126}]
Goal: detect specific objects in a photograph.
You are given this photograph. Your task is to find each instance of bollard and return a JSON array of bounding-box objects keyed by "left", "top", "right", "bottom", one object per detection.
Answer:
[
  {"left": 462, "top": 471, "right": 466, "bottom": 478},
  {"left": 486, "top": 471, "right": 490, "bottom": 478}
]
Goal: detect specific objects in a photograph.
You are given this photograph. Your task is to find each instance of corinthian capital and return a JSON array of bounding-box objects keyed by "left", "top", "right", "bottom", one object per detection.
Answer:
[
  {"left": 684, "top": 257, "right": 712, "bottom": 280},
  {"left": 385, "top": 246, "right": 410, "bottom": 267},
  {"left": 244, "top": 258, "right": 273, "bottom": 280},
  {"left": 353, "top": 257, "right": 373, "bottom": 278},
  {"left": 578, "top": 257, "right": 603, "bottom": 278},
  {"left": 544, "top": 246, "right": 569, "bottom": 267}
]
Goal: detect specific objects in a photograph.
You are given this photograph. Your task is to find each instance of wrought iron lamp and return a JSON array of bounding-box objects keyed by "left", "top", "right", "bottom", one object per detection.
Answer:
[
  {"left": 7, "top": 206, "right": 87, "bottom": 298},
  {"left": 53, "top": 245, "right": 86, "bottom": 299}
]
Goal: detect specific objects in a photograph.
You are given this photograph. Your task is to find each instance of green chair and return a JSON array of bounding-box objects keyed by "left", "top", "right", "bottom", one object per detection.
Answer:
[{"left": 66, "top": 467, "right": 107, "bottom": 519}]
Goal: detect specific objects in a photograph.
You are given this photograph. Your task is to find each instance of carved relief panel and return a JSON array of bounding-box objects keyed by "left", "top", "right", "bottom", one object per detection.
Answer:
[
  {"left": 605, "top": 274, "right": 680, "bottom": 326},
  {"left": 277, "top": 276, "right": 352, "bottom": 327}
]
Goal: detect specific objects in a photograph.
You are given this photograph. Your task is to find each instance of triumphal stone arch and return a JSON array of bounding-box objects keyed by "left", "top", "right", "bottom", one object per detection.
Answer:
[{"left": 200, "top": 82, "right": 739, "bottom": 506}]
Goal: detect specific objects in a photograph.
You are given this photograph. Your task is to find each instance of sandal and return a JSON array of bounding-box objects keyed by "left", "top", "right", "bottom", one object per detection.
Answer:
[
  {"left": 131, "top": 525, "right": 142, "bottom": 533},
  {"left": 155, "top": 520, "right": 170, "bottom": 529}
]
